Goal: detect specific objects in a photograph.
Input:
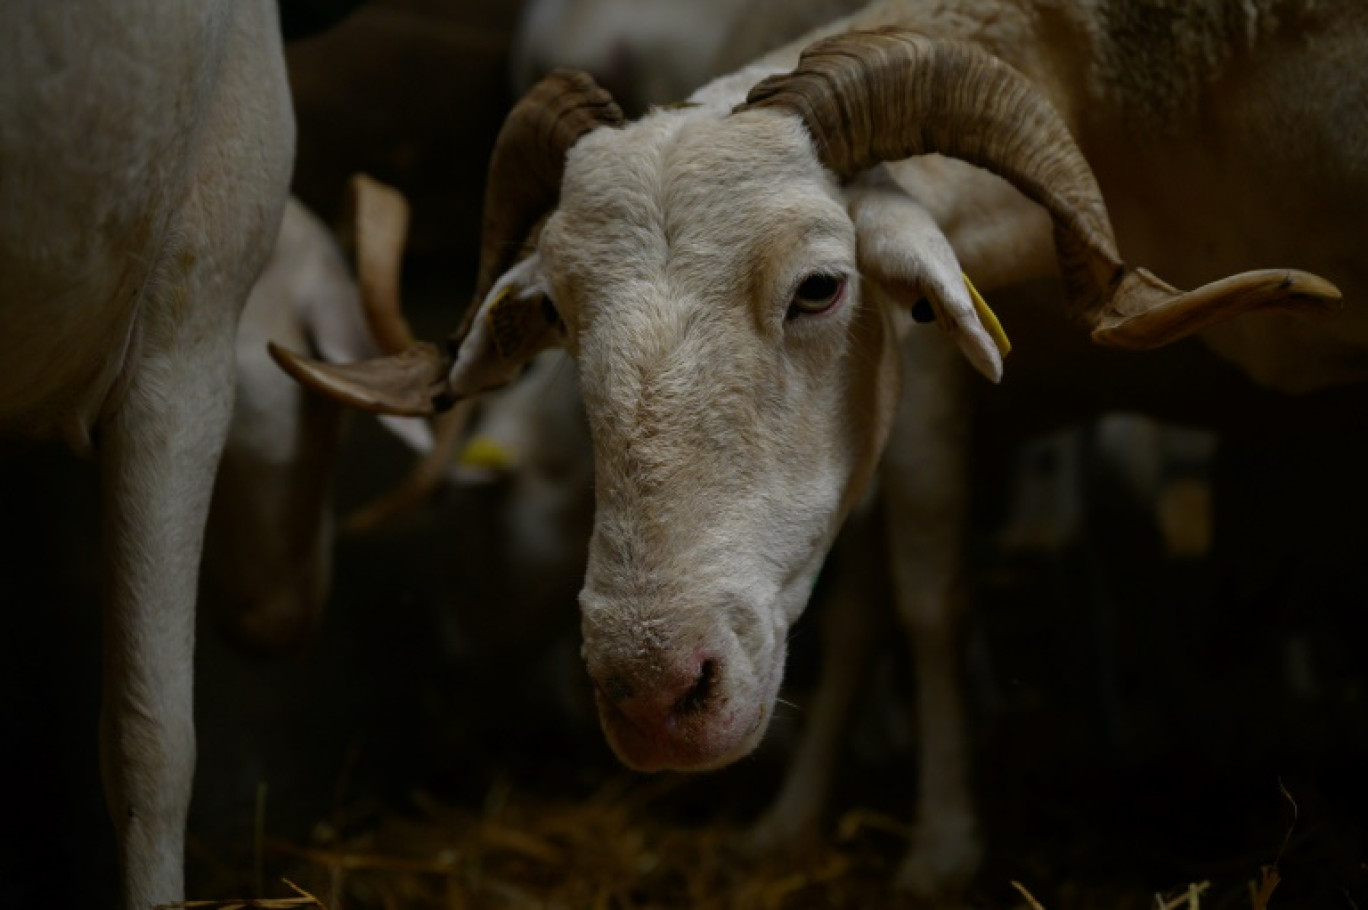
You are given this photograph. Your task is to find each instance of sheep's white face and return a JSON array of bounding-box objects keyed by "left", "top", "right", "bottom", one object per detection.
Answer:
[
  {"left": 526, "top": 108, "right": 901, "bottom": 771},
  {"left": 440, "top": 99, "right": 997, "bottom": 773}
]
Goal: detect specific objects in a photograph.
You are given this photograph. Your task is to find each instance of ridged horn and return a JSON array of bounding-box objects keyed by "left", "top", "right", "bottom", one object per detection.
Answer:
[
  {"left": 272, "top": 71, "right": 624, "bottom": 418},
  {"left": 461, "top": 68, "right": 625, "bottom": 336},
  {"left": 345, "top": 173, "right": 415, "bottom": 355},
  {"left": 739, "top": 28, "right": 1341, "bottom": 348}
]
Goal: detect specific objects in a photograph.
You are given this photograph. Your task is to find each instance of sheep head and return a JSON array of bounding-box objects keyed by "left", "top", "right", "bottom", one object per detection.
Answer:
[{"left": 274, "top": 29, "right": 1339, "bottom": 772}]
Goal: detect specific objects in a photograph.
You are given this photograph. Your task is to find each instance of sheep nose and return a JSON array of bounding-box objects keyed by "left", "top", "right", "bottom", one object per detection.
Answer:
[{"left": 593, "top": 654, "right": 720, "bottom": 731}]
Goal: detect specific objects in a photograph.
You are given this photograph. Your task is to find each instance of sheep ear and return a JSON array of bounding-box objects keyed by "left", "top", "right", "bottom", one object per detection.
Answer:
[
  {"left": 448, "top": 253, "right": 566, "bottom": 398},
  {"left": 271, "top": 253, "right": 563, "bottom": 416},
  {"left": 850, "top": 176, "right": 1008, "bottom": 383}
]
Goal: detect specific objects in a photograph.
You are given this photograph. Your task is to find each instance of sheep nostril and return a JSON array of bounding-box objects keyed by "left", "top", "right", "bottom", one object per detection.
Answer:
[{"left": 674, "top": 659, "right": 718, "bottom": 717}]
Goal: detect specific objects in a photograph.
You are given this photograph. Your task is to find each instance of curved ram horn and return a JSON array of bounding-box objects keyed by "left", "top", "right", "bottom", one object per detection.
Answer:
[
  {"left": 738, "top": 28, "right": 1341, "bottom": 348},
  {"left": 346, "top": 173, "right": 415, "bottom": 355},
  {"left": 269, "top": 340, "right": 451, "bottom": 417},
  {"left": 462, "top": 67, "right": 625, "bottom": 335},
  {"left": 273, "top": 70, "right": 623, "bottom": 416}
]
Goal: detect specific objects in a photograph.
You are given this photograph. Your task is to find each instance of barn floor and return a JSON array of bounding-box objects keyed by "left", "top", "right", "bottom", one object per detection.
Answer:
[
  {"left": 180, "top": 737, "right": 1366, "bottom": 910},
  {"left": 4, "top": 266, "right": 1367, "bottom": 909},
  {"left": 180, "top": 395, "right": 1368, "bottom": 910},
  {"left": 179, "top": 542, "right": 1368, "bottom": 910}
]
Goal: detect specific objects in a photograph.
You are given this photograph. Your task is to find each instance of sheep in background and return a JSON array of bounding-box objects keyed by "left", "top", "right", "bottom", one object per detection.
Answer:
[
  {"left": 712, "top": 0, "right": 875, "bottom": 74},
  {"left": 206, "top": 198, "right": 354, "bottom": 656},
  {"left": 278, "top": 0, "right": 1356, "bottom": 897},
  {"left": 996, "top": 416, "right": 1216, "bottom": 559},
  {"left": 512, "top": 0, "right": 753, "bottom": 112},
  {"left": 206, "top": 182, "right": 425, "bottom": 656},
  {"left": 448, "top": 351, "right": 593, "bottom": 587},
  {"left": 512, "top": 0, "right": 868, "bottom": 112}
]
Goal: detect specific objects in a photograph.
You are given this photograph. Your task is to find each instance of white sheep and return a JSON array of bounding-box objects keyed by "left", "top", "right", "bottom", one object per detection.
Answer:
[
  {"left": 0, "top": 4, "right": 293, "bottom": 903},
  {"left": 277, "top": 0, "right": 1356, "bottom": 896},
  {"left": 437, "top": 2, "right": 874, "bottom": 676},
  {"left": 453, "top": 0, "right": 880, "bottom": 637},
  {"left": 207, "top": 183, "right": 425, "bottom": 656},
  {"left": 513, "top": 0, "right": 870, "bottom": 112},
  {"left": 512, "top": 0, "right": 755, "bottom": 112}
]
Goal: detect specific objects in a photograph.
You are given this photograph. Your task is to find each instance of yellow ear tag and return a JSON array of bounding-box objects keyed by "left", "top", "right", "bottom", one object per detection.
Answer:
[
  {"left": 458, "top": 435, "right": 515, "bottom": 472},
  {"left": 964, "top": 272, "right": 1011, "bottom": 357}
]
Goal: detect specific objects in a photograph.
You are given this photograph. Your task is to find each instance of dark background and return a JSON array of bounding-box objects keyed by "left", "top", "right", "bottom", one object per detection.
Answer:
[{"left": 1, "top": 2, "right": 1366, "bottom": 907}]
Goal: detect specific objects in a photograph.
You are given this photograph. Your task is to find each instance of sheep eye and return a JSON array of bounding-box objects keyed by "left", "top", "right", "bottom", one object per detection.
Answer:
[{"left": 787, "top": 273, "right": 845, "bottom": 318}]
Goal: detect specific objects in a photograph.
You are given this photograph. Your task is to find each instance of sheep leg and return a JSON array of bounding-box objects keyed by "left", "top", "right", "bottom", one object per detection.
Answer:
[
  {"left": 746, "top": 496, "right": 889, "bottom": 849},
  {"left": 880, "top": 337, "right": 979, "bottom": 899},
  {"left": 98, "top": 314, "right": 237, "bottom": 909}
]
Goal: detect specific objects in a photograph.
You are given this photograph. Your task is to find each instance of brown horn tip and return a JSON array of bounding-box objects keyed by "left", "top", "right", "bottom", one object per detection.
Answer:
[
  {"left": 346, "top": 173, "right": 415, "bottom": 355},
  {"left": 1091, "top": 268, "right": 1344, "bottom": 350},
  {"left": 268, "top": 341, "right": 453, "bottom": 417}
]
